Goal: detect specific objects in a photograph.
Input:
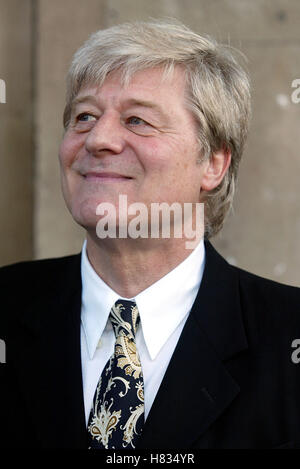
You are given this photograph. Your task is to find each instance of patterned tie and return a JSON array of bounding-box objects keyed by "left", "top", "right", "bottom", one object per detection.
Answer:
[{"left": 87, "top": 299, "right": 145, "bottom": 449}]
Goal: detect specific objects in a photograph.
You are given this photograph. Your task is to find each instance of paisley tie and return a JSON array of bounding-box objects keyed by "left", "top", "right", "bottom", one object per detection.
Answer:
[{"left": 87, "top": 299, "right": 144, "bottom": 449}]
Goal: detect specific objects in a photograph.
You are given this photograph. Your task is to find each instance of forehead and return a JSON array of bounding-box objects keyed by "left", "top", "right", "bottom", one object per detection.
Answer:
[{"left": 73, "top": 65, "right": 188, "bottom": 107}]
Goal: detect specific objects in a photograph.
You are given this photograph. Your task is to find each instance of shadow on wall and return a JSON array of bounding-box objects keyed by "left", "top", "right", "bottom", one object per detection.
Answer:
[{"left": 0, "top": 339, "right": 6, "bottom": 363}]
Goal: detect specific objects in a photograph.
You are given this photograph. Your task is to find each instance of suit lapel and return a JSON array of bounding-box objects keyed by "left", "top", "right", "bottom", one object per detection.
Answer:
[
  {"left": 14, "top": 241, "right": 247, "bottom": 449},
  {"left": 137, "top": 241, "right": 248, "bottom": 449},
  {"left": 14, "top": 254, "right": 87, "bottom": 448}
]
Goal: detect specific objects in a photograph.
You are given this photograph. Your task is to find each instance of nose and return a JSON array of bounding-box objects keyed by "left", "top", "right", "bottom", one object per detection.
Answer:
[{"left": 85, "top": 112, "right": 125, "bottom": 156}]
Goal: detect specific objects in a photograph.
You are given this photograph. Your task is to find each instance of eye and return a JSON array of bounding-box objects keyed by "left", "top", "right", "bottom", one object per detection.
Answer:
[
  {"left": 126, "top": 116, "right": 148, "bottom": 126},
  {"left": 76, "top": 113, "right": 97, "bottom": 122},
  {"left": 125, "top": 115, "right": 157, "bottom": 136}
]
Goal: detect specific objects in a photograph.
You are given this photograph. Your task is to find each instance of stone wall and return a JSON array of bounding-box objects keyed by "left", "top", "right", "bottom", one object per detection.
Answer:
[{"left": 1, "top": 0, "right": 300, "bottom": 286}]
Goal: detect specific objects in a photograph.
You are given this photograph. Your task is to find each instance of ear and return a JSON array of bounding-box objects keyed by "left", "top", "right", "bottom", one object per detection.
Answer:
[{"left": 200, "top": 148, "right": 231, "bottom": 192}]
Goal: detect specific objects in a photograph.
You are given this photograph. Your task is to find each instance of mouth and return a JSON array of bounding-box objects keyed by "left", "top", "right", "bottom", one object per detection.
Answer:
[{"left": 84, "top": 171, "right": 133, "bottom": 182}]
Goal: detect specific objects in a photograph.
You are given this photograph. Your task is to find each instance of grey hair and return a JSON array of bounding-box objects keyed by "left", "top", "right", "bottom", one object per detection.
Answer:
[{"left": 63, "top": 19, "right": 251, "bottom": 238}]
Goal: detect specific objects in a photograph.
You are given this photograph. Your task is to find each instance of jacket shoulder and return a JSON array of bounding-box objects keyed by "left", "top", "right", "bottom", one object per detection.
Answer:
[
  {"left": 0, "top": 254, "right": 81, "bottom": 337},
  {"left": 235, "top": 265, "right": 300, "bottom": 304},
  {"left": 233, "top": 265, "right": 300, "bottom": 346},
  {"left": 0, "top": 253, "right": 81, "bottom": 284}
]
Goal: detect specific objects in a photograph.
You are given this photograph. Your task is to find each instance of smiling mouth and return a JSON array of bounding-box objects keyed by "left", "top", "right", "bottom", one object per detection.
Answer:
[{"left": 84, "top": 172, "right": 133, "bottom": 181}]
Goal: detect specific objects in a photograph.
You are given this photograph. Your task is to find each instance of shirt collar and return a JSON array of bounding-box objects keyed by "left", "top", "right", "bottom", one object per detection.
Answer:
[
  {"left": 81, "top": 241, "right": 122, "bottom": 360},
  {"left": 81, "top": 240, "right": 205, "bottom": 360}
]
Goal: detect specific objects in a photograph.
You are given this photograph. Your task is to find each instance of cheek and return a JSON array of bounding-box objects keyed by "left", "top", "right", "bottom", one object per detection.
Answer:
[
  {"left": 136, "top": 139, "right": 176, "bottom": 172},
  {"left": 59, "top": 134, "right": 82, "bottom": 168}
]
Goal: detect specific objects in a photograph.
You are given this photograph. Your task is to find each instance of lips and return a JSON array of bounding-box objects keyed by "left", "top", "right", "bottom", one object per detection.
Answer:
[{"left": 84, "top": 171, "right": 132, "bottom": 180}]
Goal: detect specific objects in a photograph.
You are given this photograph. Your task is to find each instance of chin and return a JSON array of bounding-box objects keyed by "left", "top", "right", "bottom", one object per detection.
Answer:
[
  {"left": 68, "top": 199, "right": 101, "bottom": 231},
  {"left": 71, "top": 213, "right": 99, "bottom": 232}
]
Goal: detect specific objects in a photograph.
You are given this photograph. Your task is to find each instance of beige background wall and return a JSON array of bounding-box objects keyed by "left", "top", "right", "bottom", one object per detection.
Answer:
[
  {"left": 0, "top": 0, "right": 34, "bottom": 265},
  {"left": 1, "top": 0, "right": 300, "bottom": 286}
]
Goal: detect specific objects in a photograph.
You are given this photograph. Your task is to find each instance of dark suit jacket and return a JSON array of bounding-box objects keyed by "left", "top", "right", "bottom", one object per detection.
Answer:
[{"left": 1, "top": 241, "right": 300, "bottom": 449}]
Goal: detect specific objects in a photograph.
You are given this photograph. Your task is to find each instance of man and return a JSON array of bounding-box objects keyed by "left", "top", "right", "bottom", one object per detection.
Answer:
[{"left": 1, "top": 19, "right": 300, "bottom": 450}]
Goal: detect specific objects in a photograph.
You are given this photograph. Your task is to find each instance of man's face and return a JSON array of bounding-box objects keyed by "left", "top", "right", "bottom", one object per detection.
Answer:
[{"left": 59, "top": 65, "right": 206, "bottom": 231}]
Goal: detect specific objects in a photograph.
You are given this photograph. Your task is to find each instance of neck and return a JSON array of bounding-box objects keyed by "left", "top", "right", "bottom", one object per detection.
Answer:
[{"left": 85, "top": 233, "right": 200, "bottom": 298}]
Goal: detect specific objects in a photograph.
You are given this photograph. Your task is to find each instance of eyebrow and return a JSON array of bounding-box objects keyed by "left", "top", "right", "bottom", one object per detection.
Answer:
[
  {"left": 124, "top": 98, "right": 162, "bottom": 111},
  {"left": 71, "top": 95, "right": 98, "bottom": 113},
  {"left": 122, "top": 98, "right": 171, "bottom": 124},
  {"left": 127, "top": 97, "right": 170, "bottom": 114},
  {"left": 70, "top": 95, "right": 169, "bottom": 122}
]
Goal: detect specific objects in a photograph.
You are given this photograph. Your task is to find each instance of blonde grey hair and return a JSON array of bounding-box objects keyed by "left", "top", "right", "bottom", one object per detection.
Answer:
[{"left": 63, "top": 19, "right": 251, "bottom": 238}]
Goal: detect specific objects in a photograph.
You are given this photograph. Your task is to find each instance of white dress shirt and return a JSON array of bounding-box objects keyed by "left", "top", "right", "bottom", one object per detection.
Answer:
[{"left": 80, "top": 240, "right": 205, "bottom": 425}]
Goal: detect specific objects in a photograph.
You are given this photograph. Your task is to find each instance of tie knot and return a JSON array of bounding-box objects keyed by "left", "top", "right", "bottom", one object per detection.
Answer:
[{"left": 110, "top": 299, "right": 140, "bottom": 340}]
